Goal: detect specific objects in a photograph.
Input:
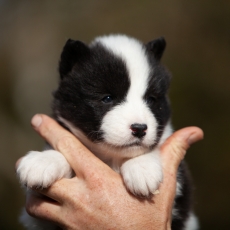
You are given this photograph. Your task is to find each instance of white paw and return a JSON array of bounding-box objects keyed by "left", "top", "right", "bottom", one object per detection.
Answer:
[
  {"left": 17, "top": 150, "right": 73, "bottom": 188},
  {"left": 120, "top": 151, "right": 163, "bottom": 197}
]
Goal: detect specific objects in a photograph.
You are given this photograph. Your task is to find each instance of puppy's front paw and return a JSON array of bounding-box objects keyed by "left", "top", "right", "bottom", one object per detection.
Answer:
[
  {"left": 17, "top": 150, "right": 72, "bottom": 188},
  {"left": 120, "top": 152, "right": 163, "bottom": 197}
]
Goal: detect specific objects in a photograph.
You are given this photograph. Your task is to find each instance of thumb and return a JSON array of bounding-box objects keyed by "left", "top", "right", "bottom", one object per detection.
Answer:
[{"left": 160, "top": 127, "right": 204, "bottom": 175}]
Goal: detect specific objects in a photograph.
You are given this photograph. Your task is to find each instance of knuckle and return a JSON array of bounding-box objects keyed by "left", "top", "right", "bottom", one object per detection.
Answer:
[
  {"left": 25, "top": 198, "right": 36, "bottom": 217},
  {"left": 171, "top": 140, "right": 188, "bottom": 161},
  {"left": 56, "top": 135, "right": 76, "bottom": 153},
  {"left": 39, "top": 121, "right": 54, "bottom": 139}
]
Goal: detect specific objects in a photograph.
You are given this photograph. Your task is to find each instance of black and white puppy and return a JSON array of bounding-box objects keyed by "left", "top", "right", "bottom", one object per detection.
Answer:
[{"left": 17, "top": 34, "right": 198, "bottom": 230}]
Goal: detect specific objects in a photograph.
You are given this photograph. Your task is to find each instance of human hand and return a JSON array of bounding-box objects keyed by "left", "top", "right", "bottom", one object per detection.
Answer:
[{"left": 16, "top": 114, "right": 203, "bottom": 230}]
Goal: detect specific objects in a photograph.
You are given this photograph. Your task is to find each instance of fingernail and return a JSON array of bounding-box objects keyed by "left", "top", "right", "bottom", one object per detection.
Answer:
[
  {"left": 187, "top": 133, "right": 199, "bottom": 145},
  {"left": 31, "top": 115, "right": 42, "bottom": 128}
]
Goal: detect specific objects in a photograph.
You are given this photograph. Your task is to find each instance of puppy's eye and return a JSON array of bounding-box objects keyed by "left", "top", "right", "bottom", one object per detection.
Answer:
[
  {"left": 146, "top": 96, "right": 157, "bottom": 104},
  {"left": 102, "top": 95, "right": 113, "bottom": 104}
]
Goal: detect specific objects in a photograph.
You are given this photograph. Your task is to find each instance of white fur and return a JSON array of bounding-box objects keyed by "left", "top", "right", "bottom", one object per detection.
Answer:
[
  {"left": 121, "top": 150, "right": 162, "bottom": 196},
  {"left": 94, "top": 35, "right": 150, "bottom": 104},
  {"left": 17, "top": 150, "right": 73, "bottom": 229},
  {"left": 18, "top": 34, "right": 166, "bottom": 194},
  {"left": 172, "top": 182, "right": 182, "bottom": 218},
  {"left": 159, "top": 121, "right": 173, "bottom": 145},
  {"left": 93, "top": 36, "right": 150, "bottom": 92},
  {"left": 184, "top": 212, "right": 199, "bottom": 230},
  {"left": 97, "top": 35, "right": 159, "bottom": 152},
  {"left": 17, "top": 149, "right": 72, "bottom": 188},
  {"left": 94, "top": 35, "right": 166, "bottom": 195},
  {"left": 100, "top": 101, "right": 158, "bottom": 148},
  {"left": 59, "top": 117, "right": 173, "bottom": 195},
  {"left": 19, "top": 34, "right": 186, "bottom": 229}
]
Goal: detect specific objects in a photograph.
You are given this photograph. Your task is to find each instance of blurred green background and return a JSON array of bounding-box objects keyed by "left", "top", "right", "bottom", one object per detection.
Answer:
[{"left": 0, "top": 0, "right": 229, "bottom": 229}]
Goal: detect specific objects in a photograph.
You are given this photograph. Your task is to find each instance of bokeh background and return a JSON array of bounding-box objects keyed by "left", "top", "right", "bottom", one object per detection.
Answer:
[{"left": 0, "top": 0, "right": 230, "bottom": 229}]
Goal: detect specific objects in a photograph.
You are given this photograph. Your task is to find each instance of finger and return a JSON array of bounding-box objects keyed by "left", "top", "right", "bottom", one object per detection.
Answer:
[
  {"left": 154, "top": 127, "right": 203, "bottom": 216},
  {"left": 160, "top": 126, "right": 204, "bottom": 175},
  {"left": 31, "top": 114, "right": 104, "bottom": 177},
  {"left": 34, "top": 178, "right": 78, "bottom": 203},
  {"left": 26, "top": 190, "right": 62, "bottom": 222}
]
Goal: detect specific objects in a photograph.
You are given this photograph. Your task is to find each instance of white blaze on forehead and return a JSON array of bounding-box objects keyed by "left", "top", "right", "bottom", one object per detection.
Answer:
[
  {"left": 94, "top": 35, "right": 158, "bottom": 148},
  {"left": 94, "top": 34, "right": 150, "bottom": 100}
]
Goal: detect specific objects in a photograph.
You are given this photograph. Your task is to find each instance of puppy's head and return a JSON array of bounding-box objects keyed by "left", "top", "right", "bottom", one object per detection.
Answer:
[{"left": 53, "top": 35, "right": 171, "bottom": 157}]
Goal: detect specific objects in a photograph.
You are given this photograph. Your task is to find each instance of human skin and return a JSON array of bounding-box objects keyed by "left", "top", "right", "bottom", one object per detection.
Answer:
[{"left": 16, "top": 114, "right": 203, "bottom": 230}]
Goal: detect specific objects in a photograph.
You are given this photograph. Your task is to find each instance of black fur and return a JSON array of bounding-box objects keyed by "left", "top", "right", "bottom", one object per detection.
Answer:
[
  {"left": 54, "top": 42, "right": 130, "bottom": 141},
  {"left": 145, "top": 43, "right": 172, "bottom": 142},
  {"left": 146, "top": 37, "right": 166, "bottom": 60},
  {"left": 173, "top": 162, "right": 194, "bottom": 230},
  {"left": 54, "top": 37, "right": 171, "bottom": 145},
  {"left": 52, "top": 36, "right": 195, "bottom": 230}
]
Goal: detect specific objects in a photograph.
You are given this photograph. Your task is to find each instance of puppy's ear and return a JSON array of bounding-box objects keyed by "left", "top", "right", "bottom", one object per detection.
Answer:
[
  {"left": 146, "top": 37, "right": 166, "bottom": 61},
  {"left": 59, "top": 39, "right": 90, "bottom": 78}
]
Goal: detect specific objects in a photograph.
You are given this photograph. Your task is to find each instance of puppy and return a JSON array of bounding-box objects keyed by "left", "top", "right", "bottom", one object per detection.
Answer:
[{"left": 17, "top": 34, "right": 198, "bottom": 230}]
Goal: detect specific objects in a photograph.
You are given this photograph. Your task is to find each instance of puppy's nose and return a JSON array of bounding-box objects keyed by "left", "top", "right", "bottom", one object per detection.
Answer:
[{"left": 130, "top": 123, "right": 147, "bottom": 138}]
